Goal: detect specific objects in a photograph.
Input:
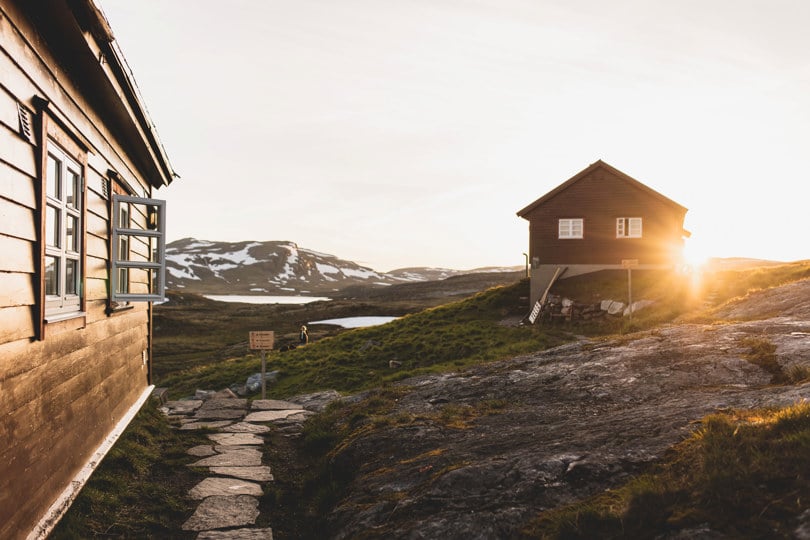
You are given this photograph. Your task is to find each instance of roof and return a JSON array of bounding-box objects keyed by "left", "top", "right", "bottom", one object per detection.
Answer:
[
  {"left": 516, "top": 160, "right": 687, "bottom": 218},
  {"left": 17, "top": 0, "right": 177, "bottom": 189}
]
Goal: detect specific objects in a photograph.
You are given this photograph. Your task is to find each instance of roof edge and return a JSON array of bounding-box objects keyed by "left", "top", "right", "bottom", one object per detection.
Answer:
[
  {"left": 82, "top": 0, "right": 178, "bottom": 188},
  {"left": 517, "top": 159, "right": 687, "bottom": 218}
]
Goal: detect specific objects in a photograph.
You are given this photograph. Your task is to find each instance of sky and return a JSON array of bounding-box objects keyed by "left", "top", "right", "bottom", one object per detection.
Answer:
[{"left": 97, "top": 0, "right": 810, "bottom": 271}]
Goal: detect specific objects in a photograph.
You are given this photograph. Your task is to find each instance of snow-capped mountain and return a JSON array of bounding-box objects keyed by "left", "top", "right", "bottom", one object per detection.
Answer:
[{"left": 165, "top": 238, "right": 519, "bottom": 295}]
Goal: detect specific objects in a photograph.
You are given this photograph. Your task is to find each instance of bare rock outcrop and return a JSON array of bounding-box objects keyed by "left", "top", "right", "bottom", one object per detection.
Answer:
[{"left": 323, "top": 280, "right": 810, "bottom": 539}]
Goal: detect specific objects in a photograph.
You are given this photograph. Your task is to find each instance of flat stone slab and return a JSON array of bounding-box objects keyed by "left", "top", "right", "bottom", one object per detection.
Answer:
[
  {"left": 251, "top": 399, "right": 301, "bottom": 410},
  {"left": 180, "top": 420, "right": 233, "bottom": 431},
  {"left": 194, "top": 409, "right": 247, "bottom": 420},
  {"left": 199, "top": 398, "right": 248, "bottom": 410},
  {"left": 189, "top": 448, "right": 263, "bottom": 467},
  {"left": 222, "top": 422, "right": 272, "bottom": 434},
  {"left": 244, "top": 410, "right": 307, "bottom": 423},
  {"left": 164, "top": 400, "right": 203, "bottom": 414},
  {"left": 283, "top": 412, "right": 312, "bottom": 423},
  {"left": 187, "top": 445, "right": 217, "bottom": 457},
  {"left": 208, "top": 433, "right": 264, "bottom": 446},
  {"left": 189, "top": 477, "right": 263, "bottom": 499},
  {"left": 213, "top": 445, "right": 259, "bottom": 454},
  {"left": 181, "top": 495, "right": 259, "bottom": 531},
  {"left": 210, "top": 466, "right": 274, "bottom": 482},
  {"left": 197, "top": 528, "right": 274, "bottom": 539}
]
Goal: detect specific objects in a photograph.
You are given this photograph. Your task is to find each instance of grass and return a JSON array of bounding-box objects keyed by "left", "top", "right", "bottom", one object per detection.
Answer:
[
  {"left": 522, "top": 401, "right": 810, "bottom": 539},
  {"left": 50, "top": 400, "right": 208, "bottom": 539},
  {"left": 710, "top": 260, "right": 810, "bottom": 303},
  {"left": 159, "top": 280, "right": 573, "bottom": 399},
  {"left": 742, "top": 336, "right": 810, "bottom": 385}
]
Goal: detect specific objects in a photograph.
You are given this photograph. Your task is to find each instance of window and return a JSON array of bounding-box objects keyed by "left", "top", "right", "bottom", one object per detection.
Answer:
[
  {"left": 111, "top": 193, "right": 132, "bottom": 309},
  {"left": 617, "top": 217, "right": 642, "bottom": 238},
  {"left": 558, "top": 218, "right": 583, "bottom": 239},
  {"left": 111, "top": 195, "right": 167, "bottom": 302},
  {"left": 44, "top": 142, "right": 83, "bottom": 318}
]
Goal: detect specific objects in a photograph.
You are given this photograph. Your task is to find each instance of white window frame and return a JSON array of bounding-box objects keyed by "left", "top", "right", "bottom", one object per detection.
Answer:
[
  {"left": 616, "top": 217, "right": 642, "bottom": 238},
  {"left": 558, "top": 218, "right": 583, "bottom": 239},
  {"left": 44, "top": 141, "right": 83, "bottom": 318},
  {"left": 111, "top": 195, "right": 167, "bottom": 302}
]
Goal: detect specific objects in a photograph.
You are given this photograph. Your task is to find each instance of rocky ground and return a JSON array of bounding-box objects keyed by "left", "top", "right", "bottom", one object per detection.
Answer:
[{"left": 316, "top": 279, "right": 810, "bottom": 539}]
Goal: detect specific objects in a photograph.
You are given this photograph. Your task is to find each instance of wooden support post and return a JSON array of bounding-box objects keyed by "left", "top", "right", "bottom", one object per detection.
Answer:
[
  {"left": 622, "top": 259, "right": 638, "bottom": 322},
  {"left": 260, "top": 350, "right": 267, "bottom": 399}
]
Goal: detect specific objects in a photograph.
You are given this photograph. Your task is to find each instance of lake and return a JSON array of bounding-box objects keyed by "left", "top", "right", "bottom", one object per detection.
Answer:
[
  {"left": 309, "top": 316, "right": 399, "bottom": 328},
  {"left": 203, "top": 295, "right": 331, "bottom": 304}
]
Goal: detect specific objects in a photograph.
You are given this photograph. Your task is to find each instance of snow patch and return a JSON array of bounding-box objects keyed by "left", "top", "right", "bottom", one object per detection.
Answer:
[
  {"left": 316, "top": 263, "right": 340, "bottom": 274},
  {"left": 341, "top": 267, "right": 381, "bottom": 280}
]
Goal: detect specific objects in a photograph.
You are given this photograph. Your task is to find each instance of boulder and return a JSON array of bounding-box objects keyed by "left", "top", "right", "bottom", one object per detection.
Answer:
[{"left": 245, "top": 371, "right": 280, "bottom": 393}]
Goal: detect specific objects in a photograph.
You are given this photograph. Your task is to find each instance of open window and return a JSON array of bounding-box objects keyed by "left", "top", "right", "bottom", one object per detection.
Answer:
[
  {"left": 616, "top": 217, "right": 642, "bottom": 238},
  {"left": 111, "top": 195, "right": 166, "bottom": 302}
]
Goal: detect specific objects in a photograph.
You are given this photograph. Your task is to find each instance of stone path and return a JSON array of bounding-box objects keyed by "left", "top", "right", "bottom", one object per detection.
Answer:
[{"left": 162, "top": 390, "right": 320, "bottom": 539}]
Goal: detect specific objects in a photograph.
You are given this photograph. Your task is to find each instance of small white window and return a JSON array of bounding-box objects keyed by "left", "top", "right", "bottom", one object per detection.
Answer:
[
  {"left": 617, "top": 217, "right": 642, "bottom": 238},
  {"left": 558, "top": 218, "right": 583, "bottom": 239}
]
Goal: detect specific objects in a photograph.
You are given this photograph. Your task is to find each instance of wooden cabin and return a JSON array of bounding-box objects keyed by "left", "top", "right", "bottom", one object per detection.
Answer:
[
  {"left": 0, "top": 2, "right": 176, "bottom": 538},
  {"left": 517, "top": 160, "right": 689, "bottom": 305}
]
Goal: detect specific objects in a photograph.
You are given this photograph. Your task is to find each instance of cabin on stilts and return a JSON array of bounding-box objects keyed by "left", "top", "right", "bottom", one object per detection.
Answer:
[{"left": 517, "top": 160, "right": 689, "bottom": 307}]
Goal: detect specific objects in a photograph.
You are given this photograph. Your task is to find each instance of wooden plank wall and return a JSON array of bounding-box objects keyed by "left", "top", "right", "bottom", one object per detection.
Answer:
[
  {"left": 526, "top": 168, "right": 686, "bottom": 266},
  {"left": 0, "top": 6, "right": 158, "bottom": 539}
]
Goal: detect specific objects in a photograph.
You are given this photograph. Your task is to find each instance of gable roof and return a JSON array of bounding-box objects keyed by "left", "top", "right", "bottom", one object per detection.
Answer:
[{"left": 517, "top": 160, "right": 687, "bottom": 218}]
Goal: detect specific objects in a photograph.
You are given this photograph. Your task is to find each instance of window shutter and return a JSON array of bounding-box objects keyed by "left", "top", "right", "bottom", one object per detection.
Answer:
[
  {"left": 629, "top": 218, "right": 642, "bottom": 237},
  {"left": 111, "top": 195, "right": 166, "bottom": 302}
]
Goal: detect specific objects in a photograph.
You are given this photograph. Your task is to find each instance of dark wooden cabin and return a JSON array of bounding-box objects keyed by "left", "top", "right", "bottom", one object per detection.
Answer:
[
  {"left": 517, "top": 160, "right": 688, "bottom": 305},
  {"left": 0, "top": 2, "right": 176, "bottom": 538}
]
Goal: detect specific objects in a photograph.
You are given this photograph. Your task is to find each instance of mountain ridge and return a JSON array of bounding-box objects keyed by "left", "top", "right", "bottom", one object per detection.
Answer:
[{"left": 165, "top": 238, "right": 522, "bottom": 295}]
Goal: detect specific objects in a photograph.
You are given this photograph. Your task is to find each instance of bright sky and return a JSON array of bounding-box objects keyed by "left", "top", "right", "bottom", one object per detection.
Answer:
[{"left": 97, "top": 0, "right": 810, "bottom": 271}]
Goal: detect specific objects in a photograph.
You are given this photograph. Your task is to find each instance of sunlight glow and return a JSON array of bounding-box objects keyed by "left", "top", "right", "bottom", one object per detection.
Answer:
[{"left": 683, "top": 238, "right": 713, "bottom": 270}]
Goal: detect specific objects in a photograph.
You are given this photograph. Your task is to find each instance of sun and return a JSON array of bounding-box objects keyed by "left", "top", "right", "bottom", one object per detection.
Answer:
[{"left": 682, "top": 238, "right": 713, "bottom": 270}]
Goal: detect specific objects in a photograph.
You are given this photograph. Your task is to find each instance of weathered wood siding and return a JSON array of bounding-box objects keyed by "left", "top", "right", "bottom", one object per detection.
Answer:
[
  {"left": 524, "top": 167, "right": 686, "bottom": 266},
  {"left": 0, "top": 5, "right": 158, "bottom": 538}
]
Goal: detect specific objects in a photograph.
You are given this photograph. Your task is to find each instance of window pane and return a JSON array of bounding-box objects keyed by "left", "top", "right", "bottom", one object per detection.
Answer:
[
  {"left": 118, "top": 268, "right": 129, "bottom": 294},
  {"left": 66, "top": 169, "right": 80, "bottom": 208},
  {"left": 66, "top": 214, "right": 78, "bottom": 251},
  {"left": 46, "top": 205, "right": 60, "bottom": 247},
  {"left": 119, "top": 237, "right": 130, "bottom": 261},
  {"left": 119, "top": 203, "right": 130, "bottom": 228},
  {"left": 572, "top": 219, "right": 583, "bottom": 237},
  {"left": 45, "top": 256, "right": 59, "bottom": 296},
  {"left": 47, "top": 154, "right": 61, "bottom": 199},
  {"left": 630, "top": 218, "right": 642, "bottom": 237},
  {"left": 65, "top": 259, "right": 77, "bottom": 295}
]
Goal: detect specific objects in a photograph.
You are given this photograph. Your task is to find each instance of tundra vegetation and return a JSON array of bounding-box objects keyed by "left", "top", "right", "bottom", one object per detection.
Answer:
[{"left": 53, "top": 261, "right": 810, "bottom": 538}]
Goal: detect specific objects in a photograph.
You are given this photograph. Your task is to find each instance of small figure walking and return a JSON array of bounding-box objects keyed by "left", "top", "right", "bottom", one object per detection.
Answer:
[{"left": 299, "top": 325, "right": 309, "bottom": 345}]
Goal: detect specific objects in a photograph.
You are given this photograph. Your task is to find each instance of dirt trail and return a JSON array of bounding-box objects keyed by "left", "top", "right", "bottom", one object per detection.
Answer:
[{"left": 322, "top": 279, "right": 810, "bottom": 539}]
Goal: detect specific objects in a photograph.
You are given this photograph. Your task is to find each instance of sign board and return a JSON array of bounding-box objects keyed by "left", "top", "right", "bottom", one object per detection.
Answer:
[
  {"left": 621, "top": 259, "right": 639, "bottom": 269},
  {"left": 249, "top": 331, "right": 275, "bottom": 350}
]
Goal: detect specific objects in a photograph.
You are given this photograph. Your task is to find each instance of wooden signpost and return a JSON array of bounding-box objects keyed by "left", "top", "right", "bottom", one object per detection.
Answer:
[{"left": 249, "top": 331, "right": 275, "bottom": 399}]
